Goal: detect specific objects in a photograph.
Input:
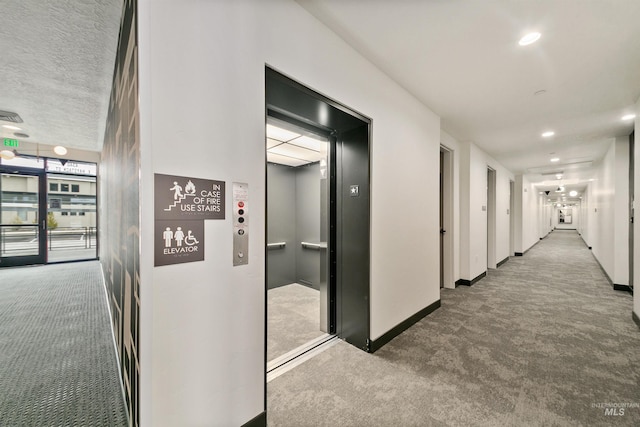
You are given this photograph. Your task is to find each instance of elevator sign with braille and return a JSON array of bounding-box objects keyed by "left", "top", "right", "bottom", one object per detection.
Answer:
[{"left": 154, "top": 173, "right": 225, "bottom": 221}]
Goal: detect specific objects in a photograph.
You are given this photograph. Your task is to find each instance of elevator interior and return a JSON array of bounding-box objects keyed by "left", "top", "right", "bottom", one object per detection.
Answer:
[
  {"left": 265, "top": 67, "right": 371, "bottom": 369},
  {"left": 266, "top": 118, "right": 331, "bottom": 363}
]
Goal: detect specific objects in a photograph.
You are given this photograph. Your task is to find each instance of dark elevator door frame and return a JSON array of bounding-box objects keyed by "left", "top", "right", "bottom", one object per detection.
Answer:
[{"left": 265, "top": 67, "right": 371, "bottom": 351}]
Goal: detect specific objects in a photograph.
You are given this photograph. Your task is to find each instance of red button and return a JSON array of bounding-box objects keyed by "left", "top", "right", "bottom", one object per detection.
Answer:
[{"left": 238, "top": 201, "right": 245, "bottom": 208}]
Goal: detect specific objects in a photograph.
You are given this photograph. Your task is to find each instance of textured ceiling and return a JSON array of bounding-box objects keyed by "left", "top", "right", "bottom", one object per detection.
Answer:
[
  {"left": 2, "top": 0, "right": 639, "bottom": 190},
  {"left": 297, "top": 0, "right": 640, "bottom": 184},
  {"left": 0, "top": 1, "right": 122, "bottom": 152}
]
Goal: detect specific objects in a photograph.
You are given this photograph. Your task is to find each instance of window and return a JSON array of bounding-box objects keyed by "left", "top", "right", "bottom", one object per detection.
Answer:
[
  {"left": 61, "top": 212, "right": 68, "bottom": 216},
  {"left": 79, "top": 212, "right": 86, "bottom": 216},
  {"left": 70, "top": 212, "right": 77, "bottom": 216},
  {"left": 49, "top": 183, "right": 58, "bottom": 192},
  {"left": 60, "top": 184, "right": 69, "bottom": 192},
  {"left": 71, "top": 184, "right": 80, "bottom": 193}
]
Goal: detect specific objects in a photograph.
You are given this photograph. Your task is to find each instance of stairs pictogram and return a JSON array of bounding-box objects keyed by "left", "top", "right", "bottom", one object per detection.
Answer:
[{"left": 164, "top": 193, "right": 187, "bottom": 211}]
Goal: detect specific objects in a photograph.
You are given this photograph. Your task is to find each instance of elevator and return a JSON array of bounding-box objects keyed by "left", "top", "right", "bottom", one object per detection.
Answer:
[{"left": 265, "top": 67, "right": 371, "bottom": 369}]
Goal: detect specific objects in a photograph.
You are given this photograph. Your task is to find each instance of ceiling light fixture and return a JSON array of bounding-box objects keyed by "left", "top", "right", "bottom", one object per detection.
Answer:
[
  {"left": 2, "top": 125, "right": 21, "bottom": 131},
  {"left": 622, "top": 114, "right": 636, "bottom": 121},
  {"left": 542, "top": 131, "right": 555, "bottom": 137},
  {"left": 550, "top": 157, "right": 560, "bottom": 162},
  {"left": 0, "top": 149, "right": 16, "bottom": 160},
  {"left": 519, "top": 32, "right": 541, "bottom": 46},
  {"left": 569, "top": 190, "right": 578, "bottom": 197},
  {"left": 53, "top": 146, "right": 68, "bottom": 156}
]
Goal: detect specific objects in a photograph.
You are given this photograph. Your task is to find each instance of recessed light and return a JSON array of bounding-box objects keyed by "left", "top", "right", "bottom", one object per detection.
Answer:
[
  {"left": 0, "top": 149, "right": 16, "bottom": 160},
  {"left": 550, "top": 157, "right": 560, "bottom": 162},
  {"left": 622, "top": 114, "right": 636, "bottom": 121},
  {"left": 519, "top": 32, "right": 541, "bottom": 46},
  {"left": 569, "top": 191, "right": 578, "bottom": 197},
  {"left": 54, "top": 146, "right": 67, "bottom": 156},
  {"left": 2, "top": 125, "right": 21, "bottom": 131},
  {"left": 542, "top": 131, "right": 555, "bottom": 137}
]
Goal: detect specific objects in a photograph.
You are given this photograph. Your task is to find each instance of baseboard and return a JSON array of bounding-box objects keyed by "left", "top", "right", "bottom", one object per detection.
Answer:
[
  {"left": 369, "top": 299, "right": 441, "bottom": 353},
  {"left": 589, "top": 252, "right": 612, "bottom": 285},
  {"left": 242, "top": 411, "right": 267, "bottom": 427},
  {"left": 633, "top": 312, "right": 640, "bottom": 329},
  {"left": 613, "top": 283, "right": 633, "bottom": 293},
  {"left": 456, "top": 271, "right": 487, "bottom": 287},
  {"left": 497, "top": 257, "right": 509, "bottom": 268}
]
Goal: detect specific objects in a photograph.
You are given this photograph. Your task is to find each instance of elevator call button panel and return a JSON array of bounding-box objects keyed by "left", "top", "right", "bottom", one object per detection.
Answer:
[{"left": 233, "top": 182, "right": 249, "bottom": 266}]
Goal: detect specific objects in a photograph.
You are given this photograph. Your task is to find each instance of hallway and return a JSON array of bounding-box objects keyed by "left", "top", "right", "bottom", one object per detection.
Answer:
[
  {"left": 0, "top": 262, "right": 128, "bottom": 426},
  {"left": 268, "top": 230, "right": 640, "bottom": 426}
]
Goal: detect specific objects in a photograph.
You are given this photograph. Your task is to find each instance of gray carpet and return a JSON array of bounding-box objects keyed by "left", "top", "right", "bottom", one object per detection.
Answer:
[
  {"left": 0, "top": 261, "right": 128, "bottom": 426},
  {"left": 268, "top": 230, "right": 640, "bottom": 426},
  {"left": 268, "top": 283, "right": 324, "bottom": 362}
]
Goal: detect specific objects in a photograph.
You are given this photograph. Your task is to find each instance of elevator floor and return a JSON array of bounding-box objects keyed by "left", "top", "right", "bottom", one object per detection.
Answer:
[{"left": 267, "top": 283, "right": 325, "bottom": 362}]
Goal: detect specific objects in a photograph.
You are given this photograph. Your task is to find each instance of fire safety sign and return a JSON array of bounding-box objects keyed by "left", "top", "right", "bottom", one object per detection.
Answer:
[{"left": 154, "top": 173, "right": 226, "bottom": 267}]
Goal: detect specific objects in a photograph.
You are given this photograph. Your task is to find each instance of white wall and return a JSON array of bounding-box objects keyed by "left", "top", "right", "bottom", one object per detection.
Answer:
[
  {"left": 614, "top": 136, "right": 630, "bottom": 285},
  {"left": 635, "top": 97, "right": 640, "bottom": 318},
  {"left": 554, "top": 205, "right": 580, "bottom": 230},
  {"left": 589, "top": 145, "right": 613, "bottom": 277},
  {"left": 138, "top": 0, "right": 441, "bottom": 425},
  {"left": 586, "top": 138, "right": 629, "bottom": 286},
  {"left": 541, "top": 199, "right": 553, "bottom": 237},
  {"left": 458, "top": 141, "right": 513, "bottom": 280},
  {"left": 513, "top": 175, "right": 539, "bottom": 254}
]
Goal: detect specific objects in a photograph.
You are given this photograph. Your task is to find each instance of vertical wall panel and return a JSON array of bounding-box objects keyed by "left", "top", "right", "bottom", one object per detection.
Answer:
[
  {"left": 295, "top": 163, "right": 321, "bottom": 288},
  {"left": 100, "top": 0, "right": 140, "bottom": 425},
  {"left": 267, "top": 163, "right": 296, "bottom": 288}
]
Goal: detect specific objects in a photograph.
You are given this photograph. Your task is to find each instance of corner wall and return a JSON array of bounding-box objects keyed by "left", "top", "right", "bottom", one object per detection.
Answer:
[
  {"left": 100, "top": 0, "right": 139, "bottom": 425},
  {"left": 458, "top": 141, "right": 513, "bottom": 281},
  {"left": 586, "top": 139, "right": 629, "bottom": 286},
  {"left": 138, "top": 0, "right": 441, "bottom": 425},
  {"left": 513, "top": 174, "right": 539, "bottom": 254}
]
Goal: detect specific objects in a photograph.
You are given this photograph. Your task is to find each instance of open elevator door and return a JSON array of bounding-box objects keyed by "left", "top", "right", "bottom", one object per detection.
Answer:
[{"left": 265, "top": 67, "right": 371, "bottom": 353}]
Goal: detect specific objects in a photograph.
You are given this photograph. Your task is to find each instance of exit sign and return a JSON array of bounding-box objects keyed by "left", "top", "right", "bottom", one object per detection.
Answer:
[{"left": 3, "top": 138, "right": 18, "bottom": 147}]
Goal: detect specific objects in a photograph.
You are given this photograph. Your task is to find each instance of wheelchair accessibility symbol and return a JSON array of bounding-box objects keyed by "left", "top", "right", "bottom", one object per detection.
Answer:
[{"left": 161, "top": 225, "right": 202, "bottom": 259}]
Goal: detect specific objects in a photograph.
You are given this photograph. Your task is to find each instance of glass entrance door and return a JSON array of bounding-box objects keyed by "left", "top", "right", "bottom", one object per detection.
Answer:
[{"left": 0, "top": 171, "right": 46, "bottom": 266}]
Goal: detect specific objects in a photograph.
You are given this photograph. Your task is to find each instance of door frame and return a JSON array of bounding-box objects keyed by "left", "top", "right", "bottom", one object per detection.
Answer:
[
  {"left": 487, "top": 167, "right": 497, "bottom": 269},
  {"left": 440, "top": 145, "right": 454, "bottom": 289},
  {"left": 0, "top": 166, "right": 47, "bottom": 267},
  {"left": 629, "top": 131, "right": 634, "bottom": 289},
  {"left": 265, "top": 66, "right": 372, "bottom": 350}
]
